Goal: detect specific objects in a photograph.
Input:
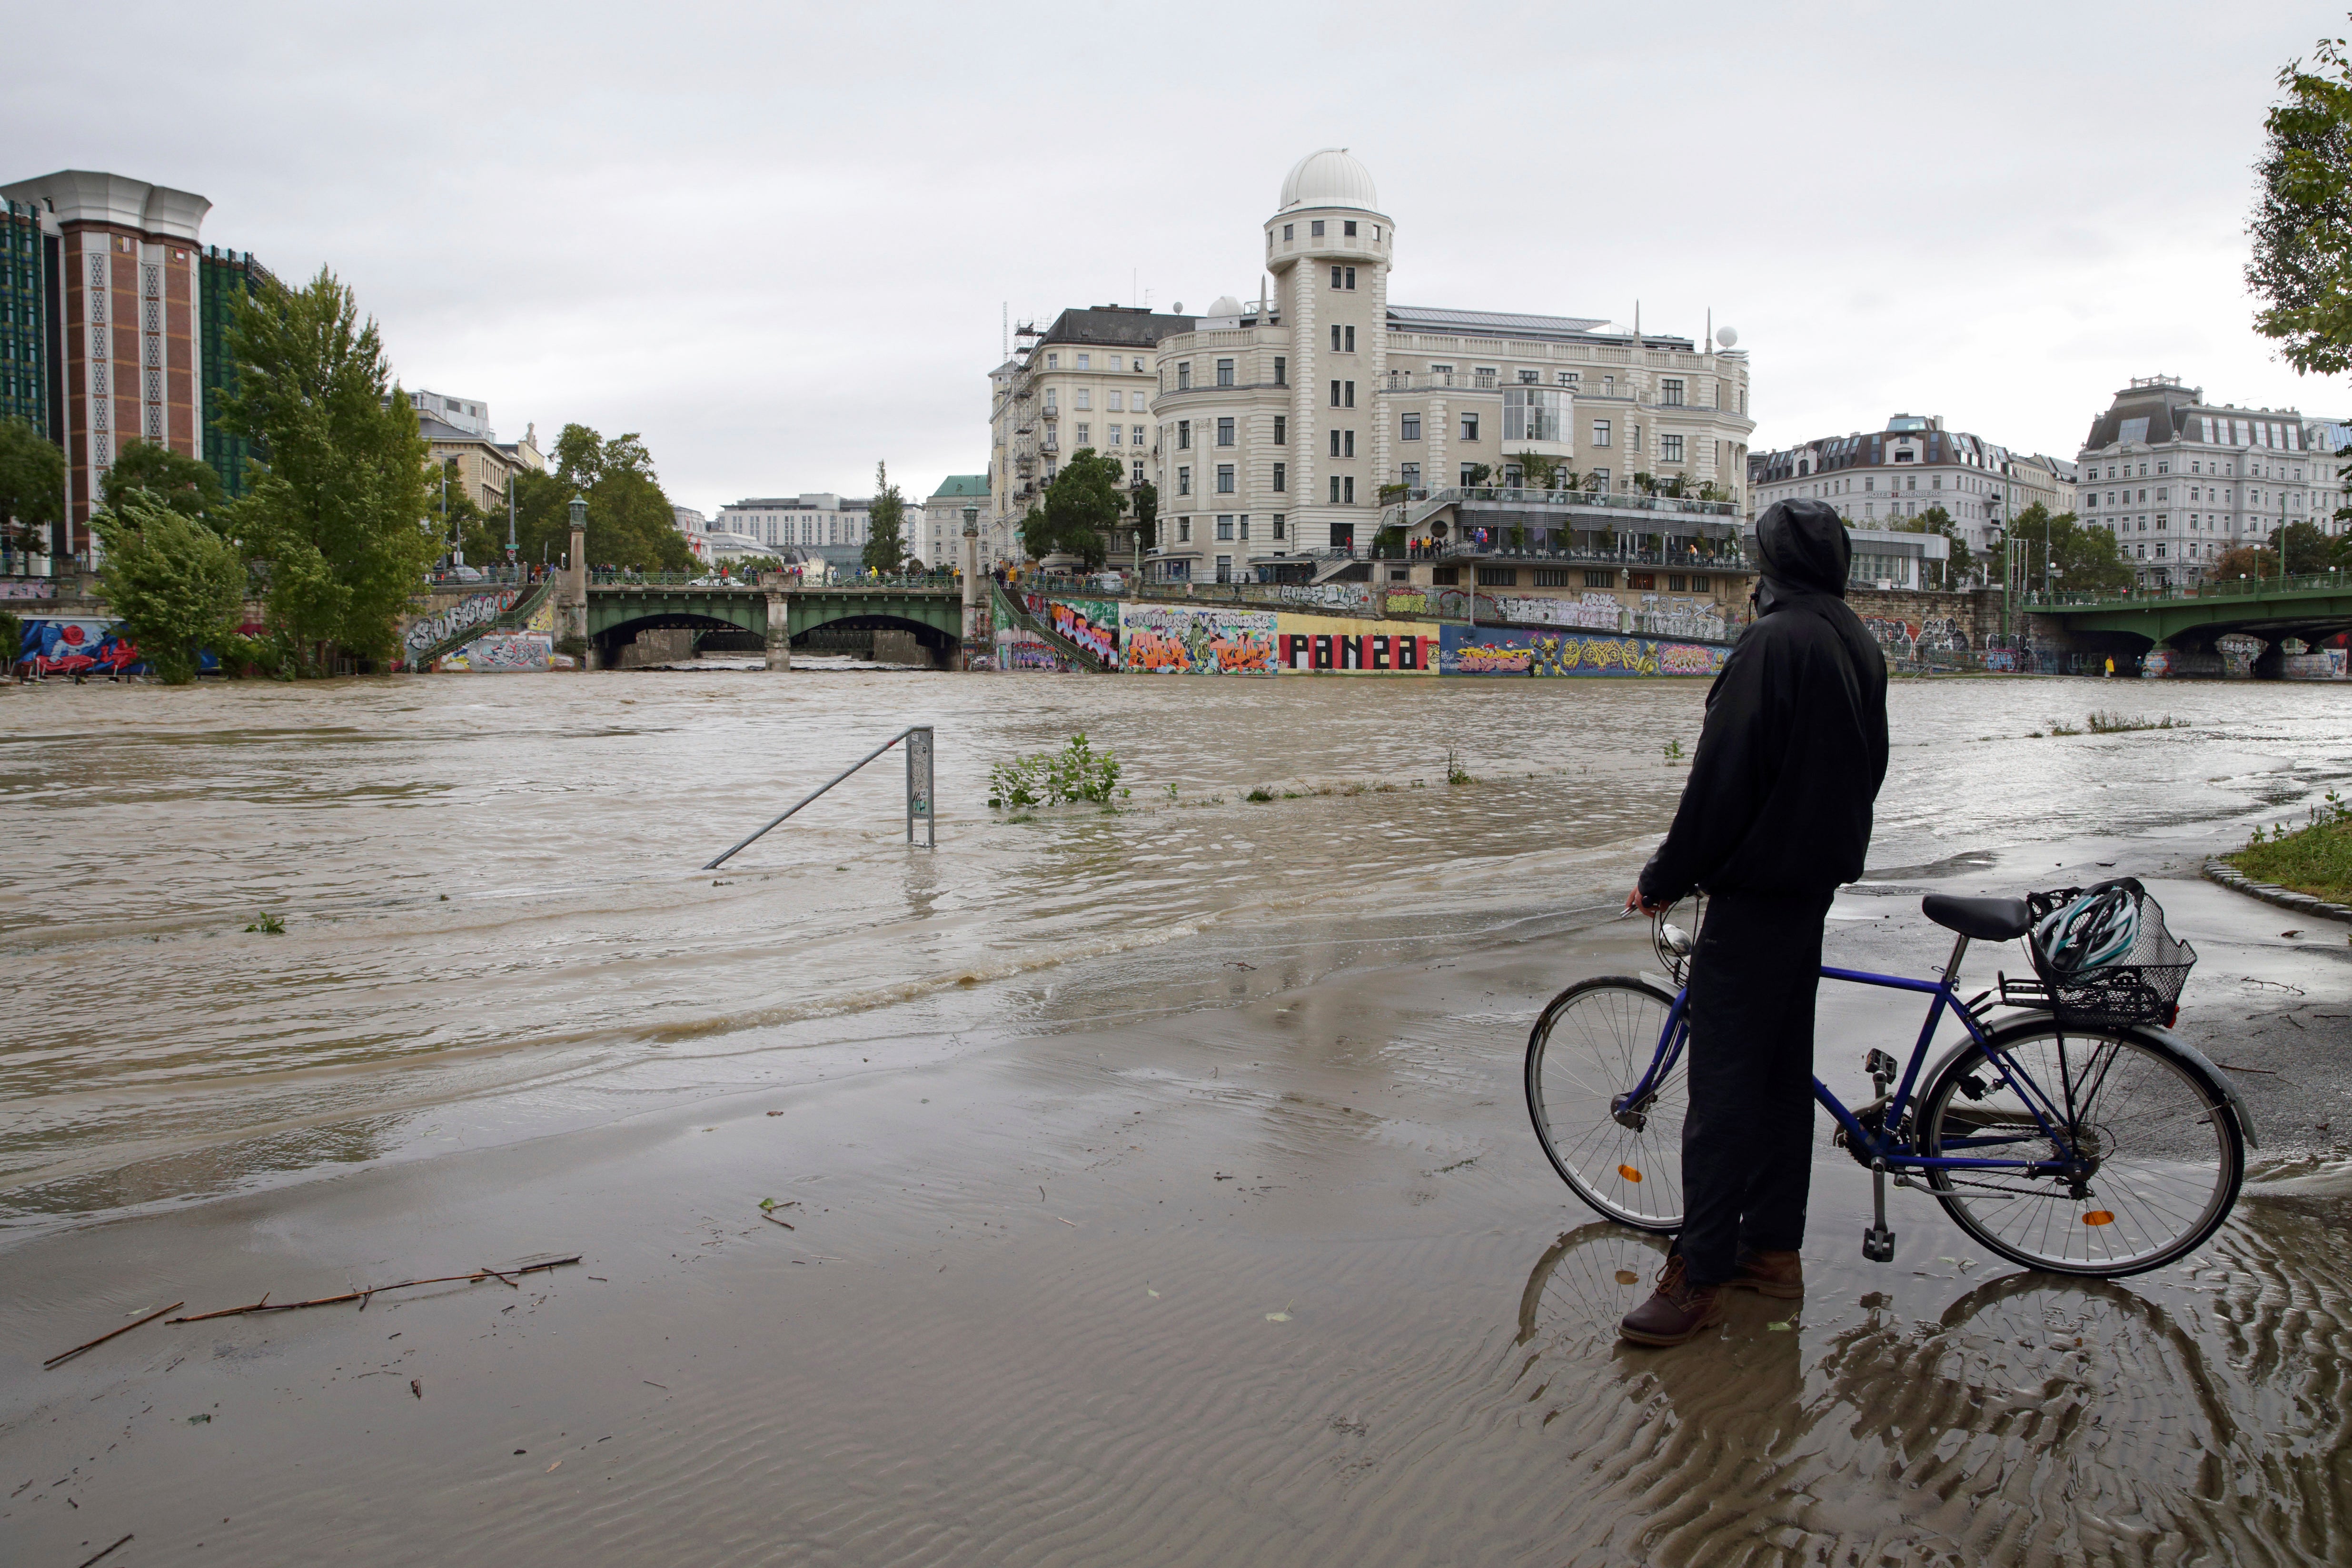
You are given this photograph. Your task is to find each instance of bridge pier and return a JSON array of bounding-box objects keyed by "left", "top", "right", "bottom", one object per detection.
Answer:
[{"left": 764, "top": 593, "right": 792, "bottom": 670}]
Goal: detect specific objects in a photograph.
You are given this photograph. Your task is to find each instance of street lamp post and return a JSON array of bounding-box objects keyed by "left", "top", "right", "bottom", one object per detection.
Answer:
[{"left": 960, "top": 503, "right": 981, "bottom": 671}]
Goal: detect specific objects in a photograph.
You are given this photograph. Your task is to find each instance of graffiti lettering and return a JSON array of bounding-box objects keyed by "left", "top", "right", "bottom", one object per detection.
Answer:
[
  {"left": 1119, "top": 604, "right": 1278, "bottom": 675},
  {"left": 404, "top": 590, "right": 518, "bottom": 661}
]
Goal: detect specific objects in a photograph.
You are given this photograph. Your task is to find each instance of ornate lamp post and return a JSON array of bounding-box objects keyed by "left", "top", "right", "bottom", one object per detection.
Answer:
[{"left": 960, "top": 503, "right": 982, "bottom": 671}]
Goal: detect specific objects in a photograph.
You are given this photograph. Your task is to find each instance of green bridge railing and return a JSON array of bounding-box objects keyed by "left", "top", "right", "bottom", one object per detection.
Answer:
[{"left": 2025, "top": 570, "right": 2349, "bottom": 610}]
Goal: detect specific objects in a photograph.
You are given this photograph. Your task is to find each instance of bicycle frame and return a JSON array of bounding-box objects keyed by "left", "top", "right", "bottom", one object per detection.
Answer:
[{"left": 1614, "top": 941, "right": 2084, "bottom": 1177}]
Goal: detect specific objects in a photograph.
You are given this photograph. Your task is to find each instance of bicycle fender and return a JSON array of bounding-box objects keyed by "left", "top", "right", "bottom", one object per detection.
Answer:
[
  {"left": 2130, "top": 1025, "right": 2261, "bottom": 1151},
  {"left": 1975, "top": 1015, "right": 2259, "bottom": 1151}
]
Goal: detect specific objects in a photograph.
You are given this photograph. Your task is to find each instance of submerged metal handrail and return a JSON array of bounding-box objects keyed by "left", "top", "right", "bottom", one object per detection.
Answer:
[{"left": 703, "top": 725, "right": 935, "bottom": 868}]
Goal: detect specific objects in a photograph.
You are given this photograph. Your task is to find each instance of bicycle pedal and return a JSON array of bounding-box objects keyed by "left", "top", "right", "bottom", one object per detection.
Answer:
[{"left": 1862, "top": 1225, "right": 1896, "bottom": 1263}]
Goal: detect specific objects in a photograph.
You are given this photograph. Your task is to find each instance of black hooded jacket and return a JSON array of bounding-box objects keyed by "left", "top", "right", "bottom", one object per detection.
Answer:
[{"left": 1637, "top": 500, "right": 1890, "bottom": 904}]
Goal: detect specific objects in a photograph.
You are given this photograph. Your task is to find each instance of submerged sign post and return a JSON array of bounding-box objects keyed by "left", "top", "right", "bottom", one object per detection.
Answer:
[
  {"left": 703, "top": 725, "right": 939, "bottom": 869},
  {"left": 905, "top": 725, "right": 934, "bottom": 848}
]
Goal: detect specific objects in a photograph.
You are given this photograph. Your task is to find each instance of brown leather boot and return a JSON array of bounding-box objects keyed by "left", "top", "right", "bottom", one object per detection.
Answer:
[
  {"left": 1725, "top": 1248, "right": 1804, "bottom": 1300},
  {"left": 1618, "top": 1253, "right": 1724, "bottom": 1347}
]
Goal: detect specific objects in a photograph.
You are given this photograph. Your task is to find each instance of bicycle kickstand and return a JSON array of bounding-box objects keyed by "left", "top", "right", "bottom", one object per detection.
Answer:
[{"left": 1863, "top": 1159, "right": 1897, "bottom": 1263}]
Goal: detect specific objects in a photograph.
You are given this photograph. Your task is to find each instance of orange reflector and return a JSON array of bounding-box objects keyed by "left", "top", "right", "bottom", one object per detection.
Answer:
[
  {"left": 1614, "top": 1270, "right": 1639, "bottom": 1286},
  {"left": 1617, "top": 1164, "right": 1643, "bottom": 1183},
  {"left": 2083, "top": 1210, "right": 2116, "bottom": 1226}
]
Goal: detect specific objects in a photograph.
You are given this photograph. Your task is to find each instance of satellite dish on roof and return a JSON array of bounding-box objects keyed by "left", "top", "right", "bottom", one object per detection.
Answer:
[
  {"left": 1716, "top": 326, "right": 1739, "bottom": 349},
  {"left": 1172, "top": 301, "right": 1183, "bottom": 314}
]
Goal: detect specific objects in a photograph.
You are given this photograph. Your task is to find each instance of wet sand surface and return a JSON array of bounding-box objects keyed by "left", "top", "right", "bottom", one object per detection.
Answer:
[
  {"left": 5, "top": 875, "right": 2349, "bottom": 1565},
  {"left": 4, "top": 672, "right": 2352, "bottom": 1563}
]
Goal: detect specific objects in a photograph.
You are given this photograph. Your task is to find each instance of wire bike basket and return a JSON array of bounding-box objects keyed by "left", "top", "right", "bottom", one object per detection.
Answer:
[{"left": 2004, "top": 878, "right": 2196, "bottom": 1029}]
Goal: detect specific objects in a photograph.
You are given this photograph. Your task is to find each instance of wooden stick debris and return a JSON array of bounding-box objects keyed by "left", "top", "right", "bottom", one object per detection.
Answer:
[
  {"left": 77, "top": 1533, "right": 133, "bottom": 1568},
  {"left": 44, "top": 1302, "right": 185, "bottom": 1369},
  {"left": 759, "top": 1212, "right": 796, "bottom": 1231},
  {"left": 169, "top": 1257, "right": 581, "bottom": 1324}
]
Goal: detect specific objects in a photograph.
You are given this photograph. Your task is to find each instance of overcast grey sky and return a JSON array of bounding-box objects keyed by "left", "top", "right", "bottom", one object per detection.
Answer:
[{"left": 5, "top": 2, "right": 2342, "bottom": 513}]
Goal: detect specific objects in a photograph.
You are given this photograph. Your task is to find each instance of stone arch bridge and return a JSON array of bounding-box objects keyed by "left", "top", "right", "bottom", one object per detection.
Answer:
[
  {"left": 2025, "top": 573, "right": 2352, "bottom": 677},
  {"left": 585, "top": 582, "right": 963, "bottom": 669}
]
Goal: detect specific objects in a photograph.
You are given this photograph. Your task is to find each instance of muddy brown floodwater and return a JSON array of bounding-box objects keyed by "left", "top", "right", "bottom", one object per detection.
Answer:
[{"left": 2, "top": 668, "right": 2350, "bottom": 1565}]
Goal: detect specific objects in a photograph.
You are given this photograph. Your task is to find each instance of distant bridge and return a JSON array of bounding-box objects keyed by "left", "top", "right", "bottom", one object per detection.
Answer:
[
  {"left": 2025, "top": 572, "right": 2352, "bottom": 675},
  {"left": 585, "top": 580, "right": 963, "bottom": 668}
]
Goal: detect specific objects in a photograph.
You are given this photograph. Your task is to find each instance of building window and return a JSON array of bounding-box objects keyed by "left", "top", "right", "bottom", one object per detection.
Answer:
[
  {"left": 1346, "top": 267, "right": 1356, "bottom": 288},
  {"left": 1331, "top": 266, "right": 1343, "bottom": 287},
  {"left": 1343, "top": 429, "right": 1355, "bottom": 457},
  {"left": 1342, "top": 382, "right": 1356, "bottom": 408},
  {"left": 1432, "top": 567, "right": 1459, "bottom": 585},
  {"left": 1177, "top": 466, "right": 1191, "bottom": 496},
  {"left": 1075, "top": 424, "right": 1089, "bottom": 445},
  {"left": 1273, "top": 355, "right": 1286, "bottom": 386},
  {"left": 1177, "top": 420, "right": 1191, "bottom": 449},
  {"left": 1217, "top": 358, "right": 1234, "bottom": 387},
  {"left": 1217, "top": 516, "right": 1234, "bottom": 541},
  {"left": 1238, "top": 515, "right": 1250, "bottom": 540},
  {"left": 1401, "top": 413, "right": 1421, "bottom": 441},
  {"left": 1558, "top": 371, "right": 1578, "bottom": 387},
  {"left": 1330, "top": 475, "right": 1341, "bottom": 503},
  {"left": 1217, "top": 464, "right": 1235, "bottom": 493},
  {"left": 1661, "top": 434, "right": 1684, "bottom": 463},
  {"left": 1532, "top": 568, "right": 1570, "bottom": 587},
  {"left": 1108, "top": 391, "right": 1123, "bottom": 412},
  {"left": 1343, "top": 476, "right": 1355, "bottom": 503},
  {"left": 1460, "top": 413, "right": 1479, "bottom": 441},
  {"left": 1272, "top": 514, "right": 1285, "bottom": 539},
  {"left": 1592, "top": 419, "right": 1611, "bottom": 447},
  {"left": 1331, "top": 325, "right": 1342, "bottom": 352},
  {"left": 1311, "top": 220, "right": 1325, "bottom": 237},
  {"left": 1217, "top": 417, "right": 1235, "bottom": 446},
  {"left": 1690, "top": 574, "right": 1709, "bottom": 592},
  {"left": 1331, "top": 380, "right": 1341, "bottom": 407},
  {"left": 1400, "top": 461, "right": 1419, "bottom": 487},
  {"left": 1045, "top": 353, "right": 1058, "bottom": 368},
  {"left": 1272, "top": 462, "right": 1286, "bottom": 492},
  {"left": 1478, "top": 567, "right": 1516, "bottom": 586},
  {"left": 1343, "top": 220, "right": 1357, "bottom": 237},
  {"left": 1075, "top": 353, "right": 1090, "bottom": 370},
  {"left": 1132, "top": 424, "right": 1144, "bottom": 445},
  {"left": 1177, "top": 362, "right": 1191, "bottom": 390},
  {"left": 1283, "top": 223, "right": 1293, "bottom": 241},
  {"left": 1044, "top": 390, "right": 1058, "bottom": 414},
  {"left": 1661, "top": 379, "right": 1685, "bottom": 407},
  {"left": 1630, "top": 572, "right": 1656, "bottom": 591},
  {"left": 1273, "top": 415, "right": 1286, "bottom": 445},
  {"left": 1584, "top": 570, "right": 1614, "bottom": 589},
  {"left": 1178, "top": 517, "right": 1191, "bottom": 542}
]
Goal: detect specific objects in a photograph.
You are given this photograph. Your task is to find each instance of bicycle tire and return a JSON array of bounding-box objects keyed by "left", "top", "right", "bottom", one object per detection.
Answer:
[
  {"left": 1525, "top": 976, "right": 1686, "bottom": 1232},
  {"left": 1916, "top": 1018, "right": 2243, "bottom": 1277}
]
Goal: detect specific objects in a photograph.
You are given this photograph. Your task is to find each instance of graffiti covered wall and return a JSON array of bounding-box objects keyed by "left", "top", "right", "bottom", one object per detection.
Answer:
[
  {"left": 441, "top": 631, "right": 554, "bottom": 673},
  {"left": 402, "top": 590, "right": 520, "bottom": 664},
  {"left": 995, "top": 628, "right": 1075, "bottom": 672},
  {"left": 1041, "top": 596, "right": 1119, "bottom": 665},
  {"left": 1119, "top": 603, "right": 1277, "bottom": 674},
  {"left": 1439, "top": 624, "right": 1728, "bottom": 677},
  {"left": 14, "top": 618, "right": 139, "bottom": 675},
  {"left": 1273, "top": 614, "right": 1436, "bottom": 674}
]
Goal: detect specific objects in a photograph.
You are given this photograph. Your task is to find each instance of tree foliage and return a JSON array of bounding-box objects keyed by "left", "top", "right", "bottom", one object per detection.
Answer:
[
  {"left": 1020, "top": 448, "right": 1123, "bottom": 568},
  {"left": 512, "top": 426, "right": 694, "bottom": 572},
  {"left": 0, "top": 417, "right": 64, "bottom": 558},
  {"left": 2001, "top": 503, "right": 2131, "bottom": 594},
  {"left": 93, "top": 489, "right": 247, "bottom": 683},
  {"left": 2249, "top": 27, "right": 2352, "bottom": 379},
  {"left": 863, "top": 461, "right": 907, "bottom": 574},
  {"left": 101, "top": 438, "right": 226, "bottom": 523},
  {"left": 214, "top": 267, "right": 437, "bottom": 667},
  {"left": 1891, "top": 503, "right": 1975, "bottom": 582}
]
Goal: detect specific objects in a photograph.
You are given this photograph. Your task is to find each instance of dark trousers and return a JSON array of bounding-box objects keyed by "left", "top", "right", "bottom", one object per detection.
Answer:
[{"left": 1676, "top": 888, "right": 1832, "bottom": 1287}]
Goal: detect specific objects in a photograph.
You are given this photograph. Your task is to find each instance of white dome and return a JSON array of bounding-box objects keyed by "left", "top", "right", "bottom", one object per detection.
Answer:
[
  {"left": 1279, "top": 148, "right": 1379, "bottom": 213},
  {"left": 1207, "top": 295, "right": 1244, "bottom": 317}
]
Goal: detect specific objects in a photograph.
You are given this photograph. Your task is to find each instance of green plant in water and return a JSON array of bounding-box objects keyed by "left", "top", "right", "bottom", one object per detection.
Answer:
[
  {"left": 247, "top": 912, "right": 286, "bottom": 935},
  {"left": 987, "top": 732, "right": 1124, "bottom": 809},
  {"left": 2048, "top": 719, "right": 2081, "bottom": 736},
  {"left": 2087, "top": 710, "right": 2185, "bottom": 734},
  {"left": 1245, "top": 787, "right": 1274, "bottom": 802},
  {"left": 1446, "top": 749, "right": 1473, "bottom": 787},
  {"left": 1663, "top": 739, "right": 1686, "bottom": 764}
]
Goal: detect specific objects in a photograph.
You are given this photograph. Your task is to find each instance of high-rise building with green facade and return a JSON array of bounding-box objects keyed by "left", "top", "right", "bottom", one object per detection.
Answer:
[
  {"left": 1, "top": 196, "right": 56, "bottom": 440},
  {"left": 199, "top": 246, "right": 272, "bottom": 498}
]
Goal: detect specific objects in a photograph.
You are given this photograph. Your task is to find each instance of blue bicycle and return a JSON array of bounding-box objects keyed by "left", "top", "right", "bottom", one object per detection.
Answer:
[{"left": 1524, "top": 887, "right": 2257, "bottom": 1277}]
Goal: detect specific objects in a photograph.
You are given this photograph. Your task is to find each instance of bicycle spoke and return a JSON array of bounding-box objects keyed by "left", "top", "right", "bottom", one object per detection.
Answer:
[{"left": 1528, "top": 980, "right": 1684, "bottom": 1229}]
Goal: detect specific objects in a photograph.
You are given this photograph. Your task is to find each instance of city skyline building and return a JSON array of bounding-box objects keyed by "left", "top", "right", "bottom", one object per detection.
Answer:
[
  {"left": 1748, "top": 414, "right": 2076, "bottom": 559},
  {"left": 920, "top": 474, "right": 987, "bottom": 569},
  {"left": 2074, "top": 376, "right": 2332, "bottom": 585},
  {"left": 715, "top": 493, "right": 877, "bottom": 575},
  {"left": 0, "top": 170, "right": 212, "bottom": 560}
]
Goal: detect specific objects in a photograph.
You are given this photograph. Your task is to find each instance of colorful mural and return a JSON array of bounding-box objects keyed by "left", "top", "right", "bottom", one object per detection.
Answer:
[
  {"left": 1860, "top": 614, "right": 1972, "bottom": 660},
  {"left": 441, "top": 631, "right": 554, "bottom": 673},
  {"left": 15, "top": 618, "right": 140, "bottom": 676},
  {"left": 1044, "top": 597, "right": 1119, "bottom": 665},
  {"left": 1438, "top": 624, "right": 1729, "bottom": 678},
  {"left": 1, "top": 580, "right": 57, "bottom": 600},
  {"left": 1272, "top": 614, "right": 1436, "bottom": 674},
  {"left": 1118, "top": 603, "right": 1277, "bottom": 674},
  {"left": 995, "top": 628, "right": 1075, "bottom": 672}
]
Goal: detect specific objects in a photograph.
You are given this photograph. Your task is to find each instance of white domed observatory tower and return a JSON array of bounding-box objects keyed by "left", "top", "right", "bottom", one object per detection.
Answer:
[{"left": 1267, "top": 149, "right": 1392, "bottom": 556}]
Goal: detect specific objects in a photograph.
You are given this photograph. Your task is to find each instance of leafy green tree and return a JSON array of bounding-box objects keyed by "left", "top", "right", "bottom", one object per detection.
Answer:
[
  {"left": 101, "top": 438, "right": 227, "bottom": 523},
  {"left": 2269, "top": 517, "right": 2333, "bottom": 573},
  {"left": 93, "top": 489, "right": 247, "bottom": 683},
  {"left": 1514, "top": 451, "right": 1564, "bottom": 489},
  {"left": 2215, "top": 542, "right": 2279, "bottom": 581},
  {"left": 2003, "top": 504, "right": 2130, "bottom": 594},
  {"left": 1020, "top": 448, "right": 1122, "bottom": 568},
  {"left": 861, "top": 461, "right": 907, "bottom": 574},
  {"left": 2249, "top": 28, "right": 2352, "bottom": 379},
  {"left": 528, "top": 425, "right": 694, "bottom": 572},
  {"left": 214, "top": 268, "right": 436, "bottom": 668},
  {"left": 1131, "top": 479, "right": 1158, "bottom": 551},
  {"left": 0, "top": 418, "right": 64, "bottom": 561},
  {"left": 1892, "top": 503, "right": 1975, "bottom": 584}
]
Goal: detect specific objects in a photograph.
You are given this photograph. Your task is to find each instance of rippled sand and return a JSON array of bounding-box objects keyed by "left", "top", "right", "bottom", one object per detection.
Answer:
[{"left": 2, "top": 671, "right": 2349, "bottom": 1562}]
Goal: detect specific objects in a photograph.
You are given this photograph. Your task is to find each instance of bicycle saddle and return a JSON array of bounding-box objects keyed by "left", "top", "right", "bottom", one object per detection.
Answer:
[{"left": 1921, "top": 893, "right": 2032, "bottom": 941}]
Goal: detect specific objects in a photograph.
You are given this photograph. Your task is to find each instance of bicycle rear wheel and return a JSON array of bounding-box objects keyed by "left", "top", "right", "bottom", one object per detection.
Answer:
[
  {"left": 1917, "top": 1020, "right": 2243, "bottom": 1276},
  {"left": 1525, "top": 976, "right": 1686, "bottom": 1231}
]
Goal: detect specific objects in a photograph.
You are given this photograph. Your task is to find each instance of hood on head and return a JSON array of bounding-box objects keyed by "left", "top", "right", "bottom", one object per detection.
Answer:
[{"left": 1755, "top": 499, "right": 1851, "bottom": 597}]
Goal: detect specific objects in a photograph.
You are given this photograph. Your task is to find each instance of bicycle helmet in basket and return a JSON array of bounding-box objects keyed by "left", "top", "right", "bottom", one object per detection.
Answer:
[{"left": 2033, "top": 883, "right": 2141, "bottom": 975}]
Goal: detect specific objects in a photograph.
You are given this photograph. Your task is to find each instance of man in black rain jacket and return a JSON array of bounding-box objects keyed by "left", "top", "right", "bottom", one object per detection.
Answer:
[{"left": 1618, "top": 498, "right": 1889, "bottom": 1347}]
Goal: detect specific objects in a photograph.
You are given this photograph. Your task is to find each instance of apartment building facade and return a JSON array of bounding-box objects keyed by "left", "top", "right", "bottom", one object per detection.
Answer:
[
  {"left": 920, "top": 474, "right": 987, "bottom": 569},
  {"left": 987, "top": 305, "right": 1191, "bottom": 570},
  {"left": 1750, "top": 414, "right": 2074, "bottom": 558},
  {"left": 716, "top": 493, "right": 877, "bottom": 575},
  {"left": 1140, "top": 150, "right": 1756, "bottom": 583},
  {"left": 2075, "top": 376, "right": 2330, "bottom": 585}
]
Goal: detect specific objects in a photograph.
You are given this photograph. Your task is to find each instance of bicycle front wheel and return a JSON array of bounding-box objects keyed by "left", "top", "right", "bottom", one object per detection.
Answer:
[
  {"left": 1918, "top": 1021, "right": 2243, "bottom": 1276},
  {"left": 1525, "top": 976, "right": 1686, "bottom": 1231}
]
